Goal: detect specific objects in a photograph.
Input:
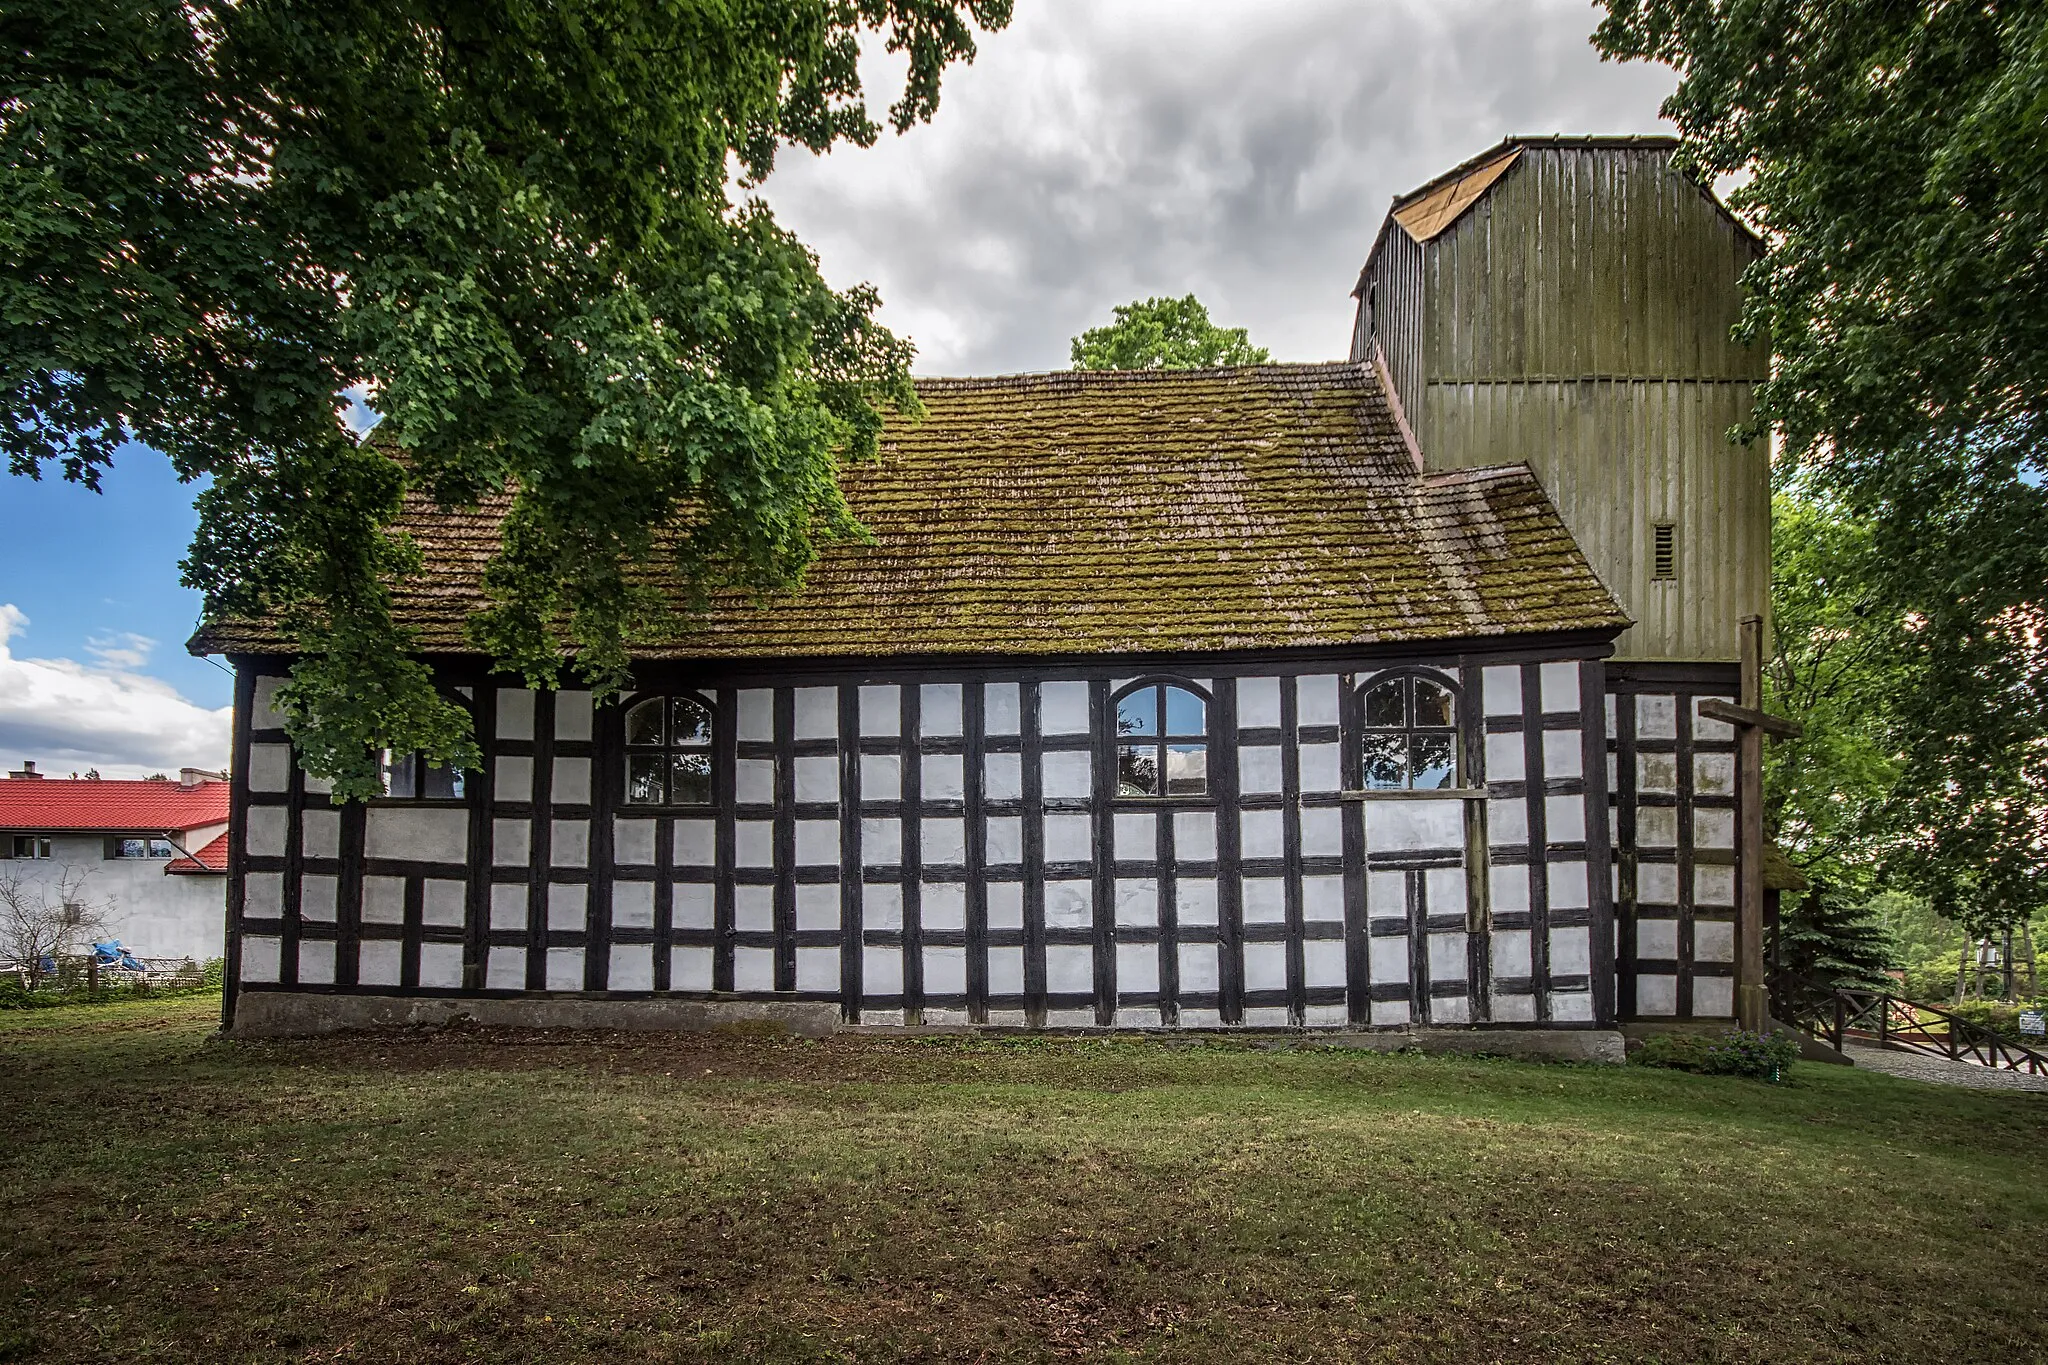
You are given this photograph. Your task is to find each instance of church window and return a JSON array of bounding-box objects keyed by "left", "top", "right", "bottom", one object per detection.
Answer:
[
  {"left": 1359, "top": 673, "right": 1459, "bottom": 790},
  {"left": 378, "top": 750, "right": 468, "bottom": 800},
  {"left": 1113, "top": 680, "right": 1209, "bottom": 797},
  {"left": 622, "top": 692, "right": 716, "bottom": 807}
]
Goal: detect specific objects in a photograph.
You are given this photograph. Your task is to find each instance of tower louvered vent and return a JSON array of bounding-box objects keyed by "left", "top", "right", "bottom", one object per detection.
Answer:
[{"left": 1651, "top": 522, "right": 1677, "bottom": 581}]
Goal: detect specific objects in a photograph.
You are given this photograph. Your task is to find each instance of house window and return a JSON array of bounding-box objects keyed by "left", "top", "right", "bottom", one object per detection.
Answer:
[
  {"left": 1359, "top": 672, "right": 1460, "bottom": 790},
  {"left": 622, "top": 692, "right": 716, "bottom": 806},
  {"left": 1114, "top": 680, "right": 1209, "bottom": 797},
  {"left": 110, "top": 838, "right": 176, "bottom": 859},
  {"left": 8, "top": 835, "right": 53, "bottom": 860},
  {"left": 378, "top": 750, "right": 467, "bottom": 800}
]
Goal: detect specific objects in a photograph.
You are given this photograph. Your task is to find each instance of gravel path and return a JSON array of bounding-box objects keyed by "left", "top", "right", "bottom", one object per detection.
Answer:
[{"left": 1843, "top": 1043, "right": 2048, "bottom": 1093}]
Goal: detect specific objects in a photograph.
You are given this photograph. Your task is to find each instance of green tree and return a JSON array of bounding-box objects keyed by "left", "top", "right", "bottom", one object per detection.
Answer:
[
  {"left": 1597, "top": 0, "right": 2048, "bottom": 931},
  {"left": 2, "top": 0, "right": 1009, "bottom": 798},
  {"left": 1070, "top": 295, "right": 1270, "bottom": 371}
]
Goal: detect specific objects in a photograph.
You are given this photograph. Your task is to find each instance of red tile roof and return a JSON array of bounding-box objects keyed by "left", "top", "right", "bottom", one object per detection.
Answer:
[
  {"left": 0, "top": 778, "right": 231, "bottom": 833},
  {"left": 166, "top": 831, "right": 229, "bottom": 875}
]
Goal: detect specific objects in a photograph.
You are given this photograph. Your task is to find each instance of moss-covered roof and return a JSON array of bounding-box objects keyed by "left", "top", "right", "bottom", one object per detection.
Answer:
[{"left": 191, "top": 362, "right": 1628, "bottom": 660}]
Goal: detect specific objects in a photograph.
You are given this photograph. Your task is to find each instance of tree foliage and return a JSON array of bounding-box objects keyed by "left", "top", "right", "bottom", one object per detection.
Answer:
[
  {"left": 1070, "top": 295, "right": 1270, "bottom": 372},
  {"left": 1597, "top": 0, "right": 2048, "bottom": 929},
  {"left": 2, "top": 0, "right": 1010, "bottom": 798}
]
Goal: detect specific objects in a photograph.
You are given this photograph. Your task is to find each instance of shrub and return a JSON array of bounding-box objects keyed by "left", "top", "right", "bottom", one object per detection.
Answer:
[
  {"left": 1634, "top": 1028, "right": 1799, "bottom": 1081},
  {"left": 1945, "top": 999, "right": 2045, "bottom": 1039}
]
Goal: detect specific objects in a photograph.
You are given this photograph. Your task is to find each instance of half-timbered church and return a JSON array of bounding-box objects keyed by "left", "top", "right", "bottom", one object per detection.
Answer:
[{"left": 197, "top": 136, "right": 1771, "bottom": 1044}]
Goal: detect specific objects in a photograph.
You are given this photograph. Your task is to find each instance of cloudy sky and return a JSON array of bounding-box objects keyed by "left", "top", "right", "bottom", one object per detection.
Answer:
[{"left": 0, "top": 0, "right": 1676, "bottom": 776}]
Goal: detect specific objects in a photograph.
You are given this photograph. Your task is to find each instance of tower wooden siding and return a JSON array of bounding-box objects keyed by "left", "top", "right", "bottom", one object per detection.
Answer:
[{"left": 1355, "top": 140, "right": 1770, "bottom": 663}]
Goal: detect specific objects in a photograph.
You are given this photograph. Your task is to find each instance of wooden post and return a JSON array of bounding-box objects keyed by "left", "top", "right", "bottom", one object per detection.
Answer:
[{"left": 1737, "top": 613, "right": 1768, "bottom": 1035}]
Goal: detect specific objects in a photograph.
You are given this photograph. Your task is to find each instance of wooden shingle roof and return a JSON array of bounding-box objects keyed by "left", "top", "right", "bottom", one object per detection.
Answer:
[{"left": 192, "top": 362, "right": 1627, "bottom": 661}]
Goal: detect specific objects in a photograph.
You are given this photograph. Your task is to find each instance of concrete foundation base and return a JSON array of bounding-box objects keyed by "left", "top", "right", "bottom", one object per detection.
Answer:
[{"left": 228, "top": 991, "right": 843, "bottom": 1039}]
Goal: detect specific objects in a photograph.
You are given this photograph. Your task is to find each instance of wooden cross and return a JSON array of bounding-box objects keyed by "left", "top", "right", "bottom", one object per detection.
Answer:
[{"left": 1696, "top": 614, "right": 1802, "bottom": 1035}]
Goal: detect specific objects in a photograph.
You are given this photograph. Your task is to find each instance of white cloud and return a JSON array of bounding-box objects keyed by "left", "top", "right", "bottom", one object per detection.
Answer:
[{"left": 0, "top": 606, "right": 233, "bottom": 779}]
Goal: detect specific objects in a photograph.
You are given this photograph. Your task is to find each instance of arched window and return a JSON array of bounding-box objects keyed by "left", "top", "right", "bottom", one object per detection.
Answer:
[
  {"left": 1359, "top": 672, "right": 1459, "bottom": 790},
  {"left": 622, "top": 692, "right": 715, "bottom": 806},
  {"left": 1114, "top": 680, "right": 1210, "bottom": 797}
]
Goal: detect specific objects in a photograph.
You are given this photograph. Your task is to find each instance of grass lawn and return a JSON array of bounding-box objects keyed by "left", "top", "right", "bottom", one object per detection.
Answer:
[{"left": 3, "top": 1000, "right": 2046, "bottom": 1363}]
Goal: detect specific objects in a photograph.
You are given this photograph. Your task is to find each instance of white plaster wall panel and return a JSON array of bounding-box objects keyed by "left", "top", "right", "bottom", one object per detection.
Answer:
[
  {"left": 361, "top": 876, "right": 405, "bottom": 925},
  {"left": 1117, "top": 942, "right": 1159, "bottom": 995},
  {"left": 611, "top": 819, "right": 656, "bottom": 866},
  {"left": 1425, "top": 866, "right": 1466, "bottom": 917},
  {"left": 487, "top": 945, "right": 525, "bottom": 989},
  {"left": 1488, "top": 798, "right": 1528, "bottom": 846},
  {"left": 1636, "top": 807, "right": 1678, "bottom": 847},
  {"left": 366, "top": 809, "right": 469, "bottom": 863},
  {"left": 359, "top": 939, "right": 402, "bottom": 987},
  {"left": 1482, "top": 666, "right": 1521, "bottom": 716},
  {"left": 248, "top": 743, "right": 292, "bottom": 793},
  {"left": 1694, "top": 753, "right": 1736, "bottom": 797},
  {"left": 1045, "top": 944, "right": 1093, "bottom": 994},
  {"left": 1045, "top": 880, "right": 1093, "bottom": 928},
  {"left": 1695, "top": 865, "right": 1736, "bottom": 907},
  {"left": 1177, "top": 878, "right": 1219, "bottom": 926},
  {"left": 1539, "top": 662, "right": 1579, "bottom": 712},
  {"left": 1427, "top": 933, "right": 1467, "bottom": 982},
  {"left": 985, "top": 682, "right": 1021, "bottom": 735},
  {"left": 1242, "top": 943, "right": 1288, "bottom": 992},
  {"left": 1041, "top": 750, "right": 1090, "bottom": 800},
  {"left": 736, "top": 758, "right": 776, "bottom": 806},
  {"left": 423, "top": 879, "right": 466, "bottom": 927},
  {"left": 1549, "top": 861, "right": 1590, "bottom": 910},
  {"left": 794, "top": 756, "right": 838, "bottom": 803},
  {"left": 1549, "top": 992, "right": 1595, "bottom": 1022},
  {"left": 252, "top": 675, "right": 288, "bottom": 729},
  {"left": 1636, "top": 694, "right": 1677, "bottom": 740},
  {"left": 492, "top": 818, "right": 531, "bottom": 867},
  {"left": 1370, "top": 934, "right": 1409, "bottom": 985},
  {"left": 1114, "top": 812, "right": 1155, "bottom": 861},
  {"left": 675, "top": 820, "right": 715, "bottom": 867},
  {"left": 982, "top": 753, "right": 1020, "bottom": 802},
  {"left": 794, "top": 687, "right": 838, "bottom": 740},
  {"left": 1607, "top": 753, "right": 1619, "bottom": 790},
  {"left": 794, "top": 882, "right": 838, "bottom": 931},
  {"left": 1240, "top": 747, "right": 1284, "bottom": 796},
  {"left": 494, "top": 756, "right": 533, "bottom": 803},
  {"left": 419, "top": 942, "right": 463, "bottom": 988},
  {"left": 1484, "top": 733, "right": 1525, "bottom": 783},
  {"left": 988, "top": 945, "right": 1025, "bottom": 994},
  {"left": 553, "top": 692, "right": 593, "bottom": 743},
  {"left": 1299, "top": 744, "right": 1342, "bottom": 793},
  {"left": 862, "top": 754, "right": 902, "bottom": 801},
  {"left": 1545, "top": 795, "right": 1586, "bottom": 845},
  {"left": 1605, "top": 693, "right": 1617, "bottom": 737},
  {"left": 1178, "top": 943, "right": 1220, "bottom": 993},
  {"left": 796, "top": 947, "right": 838, "bottom": 991},
  {"left": 736, "top": 820, "right": 775, "bottom": 869},
  {"left": 1693, "top": 976, "right": 1735, "bottom": 1016},
  {"left": 1637, "top": 918, "right": 1680, "bottom": 960},
  {"left": 734, "top": 948, "right": 775, "bottom": 991},
  {"left": 735, "top": 885, "right": 774, "bottom": 932},
  {"left": 1372, "top": 1000, "right": 1412, "bottom": 1026},
  {"left": 495, "top": 687, "right": 534, "bottom": 740},
  {"left": 610, "top": 944, "right": 654, "bottom": 991},
  {"left": 923, "top": 946, "right": 967, "bottom": 995},
  {"left": 1174, "top": 811, "right": 1217, "bottom": 861},
  {"left": 987, "top": 881, "right": 1024, "bottom": 929},
  {"left": 1040, "top": 681, "right": 1090, "bottom": 735},
  {"left": 1639, "top": 863, "right": 1680, "bottom": 905},
  {"left": 986, "top": 817, "right": 1023, "bottom": 865},
  {"left": 1549, "top": 926, "right": 1592, "bottom": 976},
  {"left": 1302, "top": 875, "right": 1344, "bottom": 922},
  {"left": 1542, "top": 730, "right": 1584, "bottom": 780},
  {"left": 1242, "top": 877, "right": 1286, "bottom": 925},
  {"left": 552, "top": 820, "right": 589, "bottom": 868},
  {"left": 240, "top": 936, "right": 281, "bottom": 983},
  {"left": 922, "top": 818, "right": 966, "bottom": 866},
  {"left": 672, "top": 946, "right": 714, "bottom": 991},
  {"left": 247, "top": 806, "right": 288, "bottom": 859},
  {"left": 674, "top": 884, "right": 715, "bottom": 930},
  {"left": 739, "top": 689, "right": 776, "bottom": 742},
  {"left": 1046, "top": 1008, "right": 1097, "bottom": 1028},
  {"left": 921, "top": 753, "right": 965, "bottom": 802},
  {"left": 920, "top": 683, "right": 964, "bottom": 737},
  {"left": 1637, "top": 752, "right": 1679, "bottom": 794},
  {"left": 1366, "top": 799, "right": 1463, "bottom": 852},
  {"left": 1366, "top": 870, "right": 1406, "bottom": 919},
  {"left": 1432, "top": 997, "right": 1471, "bottom": 1025},
  {"left": 1694, "top": 808, "right": 1735, "bottom": 849},
  {"left": 1303, "top": 1003, "right": 1349, "bottom": 1028},
  {"left": 1298, "top": 675, "right": 1341, "bottom": 726},
  {"left": 1492, "top": 929, "right": 1532, "bottom": 977},
  {"left": 490, "top": 883, "right": 526, "bottom": 930},
  {"left": 297, "top": 939, "right": 335, "bottom": 985},
  {"left": 552, "top": 757, "right": 592, "bottom": 806},
  {"left": 1694, "top": 919, "right": 1736, "bottom": 962},
  {"left": 1114, "top": 878, "right": 1158, "bottom": 927},
  {"left": 1044, "top": 814, "right": 1091, "bottom": 863},
  {"left": 795, "top": 819, "right": 838, "bottom": 867},
  {"left": 864, "top": 883, "right": 904, "bottom": 930},
  {"left": 1240, "top": 809, "right": 1285, "bottom": 860},
  {"left": 1692, "top": 696, "right": 1737, "bottom": 742},
  {"left": 1300, "top": 807, "right": 1343, "bottom": 859},
  {"left": 613, "top": 881, "right": 655, "bottom": 930},
  {"left": 1489, "top": 864, "right": 1530, "bottom": 913},
  {"left": 1303, "top": 939, "right": 1345, "bottom": 989},
  {"left": 923, "top": 883, "right": 966, "bottom": 931},
  {"left": 1237, "top": 677, "right": 1282, "bottom": 729},
  {"left": 548, "top": 883, "right": 587, "bottom": 931},
  {"left": 301, "top": 874, "right": 338, "bottom": 922},
  {"left": 1491, "top": 993, "right": 1536, "bottom": 1023}
]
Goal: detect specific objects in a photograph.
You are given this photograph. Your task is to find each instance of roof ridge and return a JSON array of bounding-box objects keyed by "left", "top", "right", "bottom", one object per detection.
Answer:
[{"left": 913, "top": 360, "right": 1366, "bottom": 391}]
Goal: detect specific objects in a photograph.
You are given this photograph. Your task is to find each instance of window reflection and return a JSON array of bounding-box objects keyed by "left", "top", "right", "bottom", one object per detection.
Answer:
[
  {"left": 1113, "top": 682, "right": 1208, "bottom": 797},
  {"left": 1360, "top": 674, "right": 1459, "bottom": 791},
  {"left": 623, "top": 691, "right": 716, "bottom": 805}
]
